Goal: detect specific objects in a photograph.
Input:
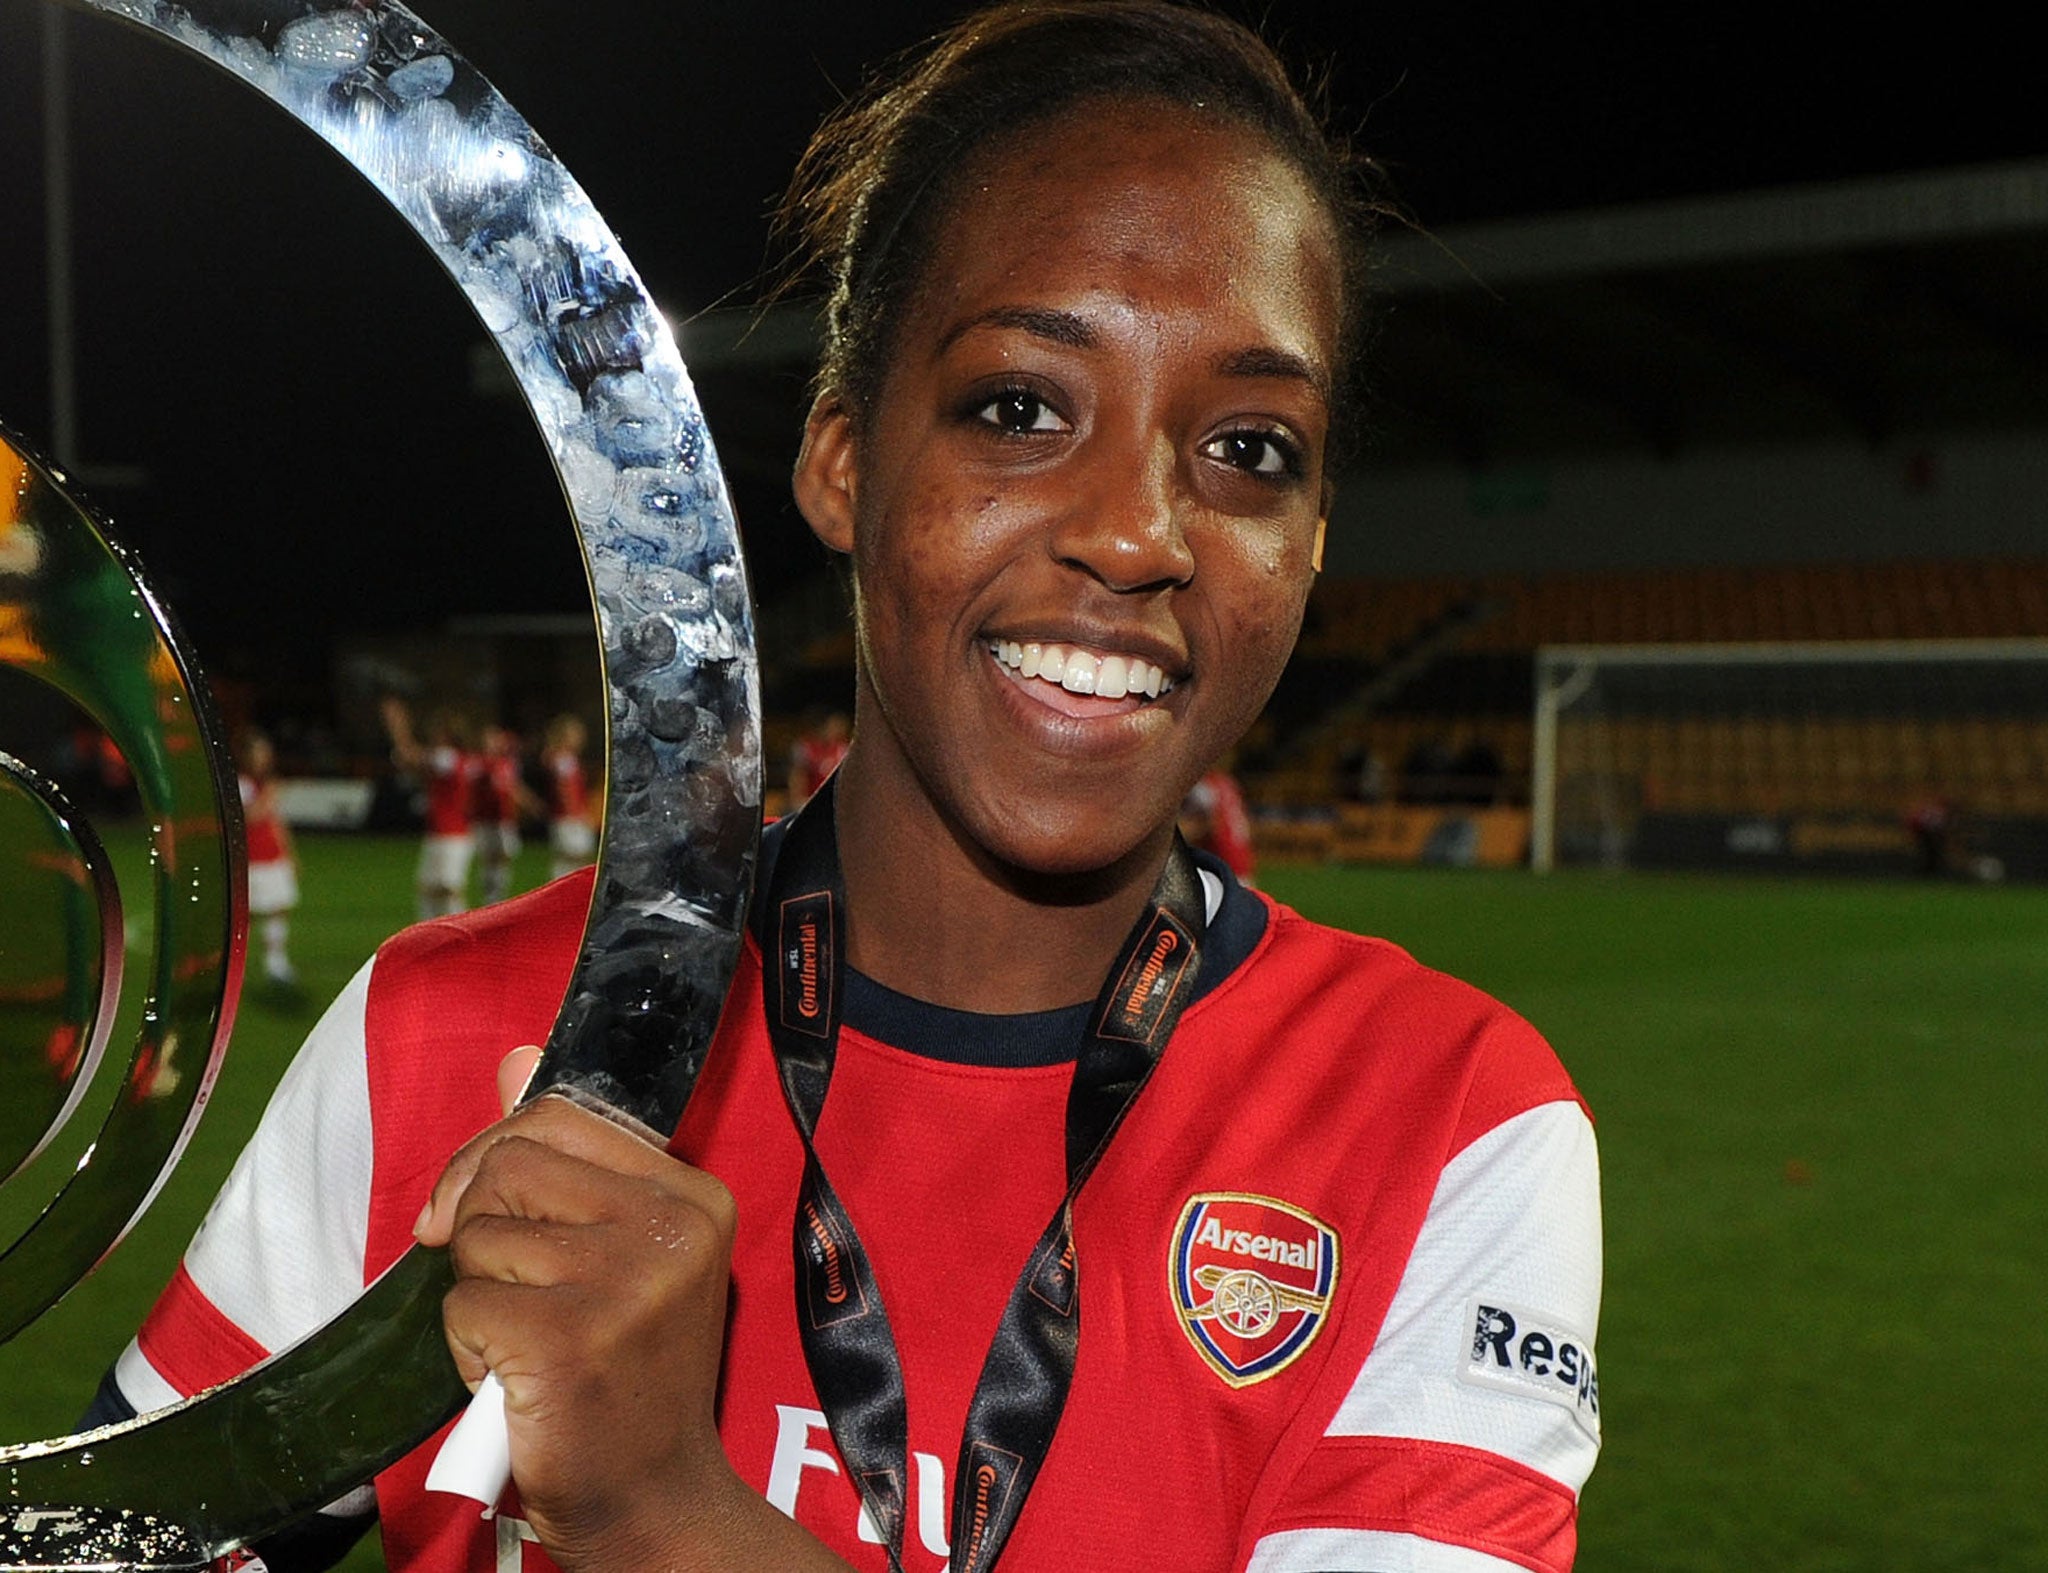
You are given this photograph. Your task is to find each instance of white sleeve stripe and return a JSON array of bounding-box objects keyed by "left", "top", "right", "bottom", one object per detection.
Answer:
[
  {"left": 1325, "top": 1100, "right": 1602, "bottom": 1492},
  {"left": 182, "top": 957, "right": 378, "bottom": 1355},
  {"left": 318, "top": 1484, "right": 379, "bottom": 1518},
  {"left": 1246, "top": 1527, "right": 1531, "bottom": 1572},
  {"left": 112, "top": 1339, "right": 184, "bottom": 1417}
]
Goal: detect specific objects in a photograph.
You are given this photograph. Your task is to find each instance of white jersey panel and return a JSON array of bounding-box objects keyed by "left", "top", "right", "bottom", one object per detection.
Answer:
[
  {"left": 1246, "top": 1526, "right": 1530, "bottom": 1573},
  {"left": 179, "top": 957, "right": 378, "bottom": 1356},
  {"left": 1325, "top": 1099, "right": 1602, "bottom": 1491}
]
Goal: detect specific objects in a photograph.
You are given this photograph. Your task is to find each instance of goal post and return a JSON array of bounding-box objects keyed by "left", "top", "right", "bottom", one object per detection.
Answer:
[{"left": 1530, "top": 639, "right": 2048, "bottom": 879}]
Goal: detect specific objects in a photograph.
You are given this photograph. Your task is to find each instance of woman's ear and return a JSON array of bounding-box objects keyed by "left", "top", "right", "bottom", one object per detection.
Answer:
[
  {"left": 793, "top": 393, "right": 858, "bottom": 554},
  {"left": 1313, "top": 477, "right": 1336, "bottom": 573}
]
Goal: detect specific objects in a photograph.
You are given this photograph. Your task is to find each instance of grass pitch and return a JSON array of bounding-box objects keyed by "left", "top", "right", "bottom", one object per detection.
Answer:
[
  {"left": 1264, "top": 864, "right": 2048, "bottom": 1573},
  {"left": 2, "top": 839, "right": 2042, "bottom": 1571}
]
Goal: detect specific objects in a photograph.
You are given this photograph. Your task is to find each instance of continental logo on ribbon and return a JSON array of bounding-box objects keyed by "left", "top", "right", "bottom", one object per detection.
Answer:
[
  {"left": 1026, "top": 1226, "right": 1078, "bottom": 1318},
  {"left": 1096, "top": 911, "right": 1194, "bottom": 1044},
  {"left": 1169, "top": 1193, "right": 1338, "bottom": 1387},
  {"left": 777, "top": 890, "right": 835, "bottom": 1038},
  {"left": 798, "top": 1194, "right": 868, "bottom": 1328},
  {"left": 952, "top": 1440, "right": 1025, "bottom": 1573},
  {"left": 854, "top": 1468, "right": 905, "bottom": 1551}
]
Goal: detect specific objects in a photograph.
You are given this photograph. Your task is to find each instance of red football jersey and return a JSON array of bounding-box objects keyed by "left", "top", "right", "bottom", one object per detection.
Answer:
[
  {"left": 423, "top": 747, "right": 473, "bottom": 837},
  {"left": 791, "top": 735, "right": 850, "bottom": 803},
  {"left": 1185, "top": 771, "right": 1257, "bottom": 883},
  {"left": 118, "top": 866, "right": 1600, "bottom": 1573},
  {"left": 239, "top": 772, "right": 289, "bottom": 866},
  {"left": 471, "top": 753, "right": 522, "bottom": 828},
  {"left": 542, "top": 748, "right": 588, "bottom": 822}
]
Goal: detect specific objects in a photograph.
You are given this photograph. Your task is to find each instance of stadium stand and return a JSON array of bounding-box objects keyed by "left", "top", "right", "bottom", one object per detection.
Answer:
[{"left": 1235, "top": 559, "right": 2048, "bottom": 868}]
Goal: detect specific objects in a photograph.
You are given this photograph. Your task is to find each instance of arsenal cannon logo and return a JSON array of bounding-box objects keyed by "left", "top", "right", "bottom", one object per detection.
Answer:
[{"left": 1169, "top": 1193, "right": 1339, "bottom": 1387}]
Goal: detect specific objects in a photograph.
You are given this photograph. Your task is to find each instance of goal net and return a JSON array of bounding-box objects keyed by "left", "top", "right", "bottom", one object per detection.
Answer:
[{"left": 1531, "top": 640, "right": 2048, "bottom": 879}]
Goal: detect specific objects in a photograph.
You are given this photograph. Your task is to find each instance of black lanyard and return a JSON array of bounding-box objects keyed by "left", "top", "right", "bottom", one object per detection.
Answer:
[{"left": 765, "top": 777, "right": 1208, "bottom": 1572}]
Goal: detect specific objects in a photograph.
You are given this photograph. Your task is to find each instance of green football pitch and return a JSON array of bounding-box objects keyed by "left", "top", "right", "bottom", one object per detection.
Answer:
[{"left": 2, "top": 835, "right": 2042, "bottom": 1571}]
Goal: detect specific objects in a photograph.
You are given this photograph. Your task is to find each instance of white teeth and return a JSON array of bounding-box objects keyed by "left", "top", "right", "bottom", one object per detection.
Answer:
[{"left": 988, "top": 639, "right": 1177, "bottom": 701}]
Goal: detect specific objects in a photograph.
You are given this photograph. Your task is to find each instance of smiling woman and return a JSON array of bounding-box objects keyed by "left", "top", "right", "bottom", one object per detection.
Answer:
[
  {"left": 794, "top": 98, "right": 1339, "bottom": 959},
  {"left": 91, "top": 6, "right": 1601, "bottom": 1573}
]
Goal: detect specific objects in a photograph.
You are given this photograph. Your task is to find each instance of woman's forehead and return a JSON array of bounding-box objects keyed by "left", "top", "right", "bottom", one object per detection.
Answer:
[{"left": 914, "top": 102, "right": 1341, "bottom": 359}]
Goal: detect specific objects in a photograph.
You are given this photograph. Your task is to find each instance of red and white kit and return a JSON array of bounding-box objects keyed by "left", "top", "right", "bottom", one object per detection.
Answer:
[
  {"left": 1185, "top": 770, "right": 1258, "bottom": 885},
  {"left": 239, "top": 773, "right": 298, "bottom": 917},
  {"left": 789, "top": 732, "right": 850, "bottom": 805},
  {"left": 416, "top": 745, "right": 474, "bottom": 894},
  {"left": 542, "top": 747, "right": 594, "bottom": 874},
  {"left": 114, "top": 862, "right": 1600, "bottom": 1573},
  {"left": 471, "top": 753, "right": 522, "bottom": 843},
  {"left": 470, "top": 747, "right": 524, "bottom": 906}
]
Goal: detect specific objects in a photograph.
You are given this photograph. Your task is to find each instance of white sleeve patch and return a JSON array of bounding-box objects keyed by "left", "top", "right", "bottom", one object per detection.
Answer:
[
  {"left": 1245, "top": 1526, "right": 1529, "bottom": 1572},
  {"left": 1325, "top": 1099, "right": 1603, "bottom": 1492},
  {"left": 1459, "top": 1296, "right": 1599, "bottom": 1441},
  {"left": 181, "top": 957, "right": 378, "bottom": 1355}
]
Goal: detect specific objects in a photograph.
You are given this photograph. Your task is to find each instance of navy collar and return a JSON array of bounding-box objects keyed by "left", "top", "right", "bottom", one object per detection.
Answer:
[{"left": 752, "top": 818, "right": 1265, "bottom": 1068}]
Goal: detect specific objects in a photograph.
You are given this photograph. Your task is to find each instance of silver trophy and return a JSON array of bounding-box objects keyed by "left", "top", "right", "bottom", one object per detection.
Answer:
[{"left": 0, "top": 1, "right": 760, "bottom": 1565}]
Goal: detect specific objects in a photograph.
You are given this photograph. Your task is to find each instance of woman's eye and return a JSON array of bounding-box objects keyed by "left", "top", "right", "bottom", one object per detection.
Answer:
[
  {"left": 1204, "top": 429, "right": 1299, "bottom": 478},
  {"left": 975, "top": 389, "right": 1065, "bottom": 434}
]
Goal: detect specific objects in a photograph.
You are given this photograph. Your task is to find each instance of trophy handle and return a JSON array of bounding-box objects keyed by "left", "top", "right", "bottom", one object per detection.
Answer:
[
  {"left": 1, "top": 0, "right": 761, "bottom": 1562},
  {"left": 0, "top": 424, "right": 247, "bottom": 1346},
  {"left": 0, "top": 749, "right": 123, "bottom": 1185}
]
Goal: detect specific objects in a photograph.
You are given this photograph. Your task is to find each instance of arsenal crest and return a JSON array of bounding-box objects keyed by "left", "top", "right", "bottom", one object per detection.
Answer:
[{"left": 1170, "top": 1193, "right": 1339, "bottom": 1387}]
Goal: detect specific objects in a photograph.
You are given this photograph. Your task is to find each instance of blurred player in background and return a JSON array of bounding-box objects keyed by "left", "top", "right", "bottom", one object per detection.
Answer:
[
  {"left": 472, "top": 724, "right": 541, "bottom": 906},
  {"left": 1904, "top": 787, "right": 1956, "bottom": 876},
  {"left": 787, "top": 710, "right": 850, "bottom": 808},
  {"left": 1180, "top": 759, "right": 1257, "bottom": 887},
  {"left": 541, "top": 713, "right": 597, "bottom": 879},
  {"left": 235, "top": 728, "right": 299, "bottom": 986},
  {"left": 381, "top": 697, "right": 476, "bottom": 919}
]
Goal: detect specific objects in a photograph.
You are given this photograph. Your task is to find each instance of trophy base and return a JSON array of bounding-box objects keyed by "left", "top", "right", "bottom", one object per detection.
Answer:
[{"left": 0, "top": 1507, "right": 206, "bottom": 1573}]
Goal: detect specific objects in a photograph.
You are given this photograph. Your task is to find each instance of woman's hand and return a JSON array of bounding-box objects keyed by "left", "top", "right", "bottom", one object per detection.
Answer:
[{"left": 414, "top": 1049, "right": 851, "bottom": 1572}]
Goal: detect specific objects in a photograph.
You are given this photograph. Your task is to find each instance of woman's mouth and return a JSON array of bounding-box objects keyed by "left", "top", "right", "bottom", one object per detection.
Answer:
[{"left": 985, "top": 639, "right": 1178, "bottom": 717}]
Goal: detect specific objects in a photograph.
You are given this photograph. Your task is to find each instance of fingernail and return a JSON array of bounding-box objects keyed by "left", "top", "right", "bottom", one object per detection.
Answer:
[{"left": 414, "top": 1199, "right": 433, "bottom": 1238}]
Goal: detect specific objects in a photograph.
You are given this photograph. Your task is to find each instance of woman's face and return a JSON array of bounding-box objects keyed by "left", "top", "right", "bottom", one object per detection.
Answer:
[{"left": 798, "top": 99, "right": 1342, "bottom": 876}]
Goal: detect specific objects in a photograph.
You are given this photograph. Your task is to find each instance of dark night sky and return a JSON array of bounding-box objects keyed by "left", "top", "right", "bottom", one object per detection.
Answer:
[{"left": 0, "top": 2, "right": 2041, "bottom": 691}]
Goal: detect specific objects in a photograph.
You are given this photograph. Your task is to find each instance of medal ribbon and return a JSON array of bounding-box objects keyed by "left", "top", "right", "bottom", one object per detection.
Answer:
[{"left": 766, "top": 777, "right": 1207, "bottom": 1572}]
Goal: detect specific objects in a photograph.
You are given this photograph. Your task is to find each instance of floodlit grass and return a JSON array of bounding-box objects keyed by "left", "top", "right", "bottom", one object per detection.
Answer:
[
  {"left": 1262, "top": 864, "right": 2048, "bottom": 1573},
  {"left": 2, "top": 845, "right": 2042, "bottom": 1571}
]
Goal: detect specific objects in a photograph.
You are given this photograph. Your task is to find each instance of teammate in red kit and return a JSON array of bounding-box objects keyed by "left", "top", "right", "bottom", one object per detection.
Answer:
[
  {"left": 540, "top": 714, "right": 597, "bottom": 880},
  {"left": 1181, "top": 762, "right": 1258, "bottom": 887},
  {"left": 236, "top": 728, "right": 300, "bottom": 986},
  {"left": 382, "top": 699, "right": 477, "bottom": 919},
  {"left": 95, "top": 9, "right": 1602, "bottom": 1573},
  {"left": 472, "top": 725, "right": 541, "bottom": 906},
  {"left": 789, "top": 711, "right": 852, "bottom": 808}
]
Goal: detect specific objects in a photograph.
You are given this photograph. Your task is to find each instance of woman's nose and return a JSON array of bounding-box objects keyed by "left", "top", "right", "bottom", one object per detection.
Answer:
[{"left": 1047, "top": 433, "right": 1196, "bottom": 593}]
